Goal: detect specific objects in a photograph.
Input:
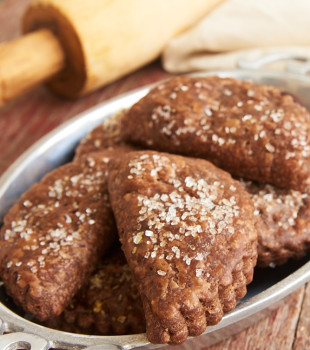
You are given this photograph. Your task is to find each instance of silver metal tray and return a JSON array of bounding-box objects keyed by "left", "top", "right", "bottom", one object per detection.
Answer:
[{"left": 0, "top": 68, "right": 310, "bottom": 350}]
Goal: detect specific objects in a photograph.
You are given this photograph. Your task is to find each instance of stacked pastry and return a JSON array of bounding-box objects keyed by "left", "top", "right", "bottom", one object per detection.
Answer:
[{"left": 0, "top": 76, "right": 310, "bottom": 345}]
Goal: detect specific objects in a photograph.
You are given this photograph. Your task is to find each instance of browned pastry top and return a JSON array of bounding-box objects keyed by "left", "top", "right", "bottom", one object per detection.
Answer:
[
  {"left": 108, "top": 150, "right": 258, "bottom": 344},
  {"left": 242, "top": 181, "right": 310, "bottom": 267},
  {"left": 44, "top": 246, "right": 146, "bottom": 335},
  {"left": 122, "top": 75, "right": 310, "bottom": 192},
  {"left": 75, "top": 110, "right": 134, "bottom": 160},
  {"left": 0, "top": 152, "right": 118, "bottom": 320}
]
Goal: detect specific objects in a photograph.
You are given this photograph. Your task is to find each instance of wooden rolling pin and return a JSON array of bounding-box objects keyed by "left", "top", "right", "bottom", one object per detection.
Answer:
[{"left": 0, "top": 0, "right": 224, "bottom": 105}]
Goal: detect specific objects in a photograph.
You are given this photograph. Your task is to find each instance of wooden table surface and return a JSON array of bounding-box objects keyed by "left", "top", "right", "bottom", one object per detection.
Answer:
[{"left": 0, "top": 1, "right": 309, "bottom": 349}]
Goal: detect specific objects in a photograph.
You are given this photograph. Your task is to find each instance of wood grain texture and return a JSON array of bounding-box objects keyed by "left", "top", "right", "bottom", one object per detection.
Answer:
[
  {"left": 0, "top": 1, "right": 309, "bottom": 348},
  {"left": 204, "top": 288, "right": 305, "bottom": 350},
  {"left": 294, "top": 283, "right": 310, "bottom": 350}
]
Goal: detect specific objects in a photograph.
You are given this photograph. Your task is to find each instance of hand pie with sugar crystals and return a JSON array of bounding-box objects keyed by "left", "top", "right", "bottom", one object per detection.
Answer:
[{"left": 108, "top": 150, "right": 258, "bottom": 344}]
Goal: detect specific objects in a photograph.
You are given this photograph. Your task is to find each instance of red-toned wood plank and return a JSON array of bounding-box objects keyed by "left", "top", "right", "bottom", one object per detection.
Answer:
[
  {"left": 204, "top": 288, "right": 304, "bottom": 350},
  {"left": 294, "top": 282, "right": 310, "bottom": 350}
]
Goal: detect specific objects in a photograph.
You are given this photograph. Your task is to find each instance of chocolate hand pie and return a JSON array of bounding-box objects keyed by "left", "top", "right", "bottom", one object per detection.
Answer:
[
  {"left": 0, "top": 152, "right": 119, "bottom": 321},
  {"left": 75, "top": 110, "right": 134, "bottom": 160},
  {"left": 242, "top": 180, "right": 310, "bottom": 267},
  {"left": 44, "top": 246, "right": 145, "bottom": 335},
  {"left": 121, "top": 76, "right": 310, "bottom": 192},
  {"left": 108, "top": 151, "right": 258, "bottom": 344}
]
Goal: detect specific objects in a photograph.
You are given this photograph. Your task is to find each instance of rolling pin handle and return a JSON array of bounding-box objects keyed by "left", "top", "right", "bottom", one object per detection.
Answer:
[{"left": 0, "top": 29, "right": 65, "bottom": 106}]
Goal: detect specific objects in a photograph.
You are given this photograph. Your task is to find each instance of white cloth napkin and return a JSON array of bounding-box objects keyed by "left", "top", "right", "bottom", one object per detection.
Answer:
[{"left": 162, "top": 0, "right": 310, "bottom": 72}]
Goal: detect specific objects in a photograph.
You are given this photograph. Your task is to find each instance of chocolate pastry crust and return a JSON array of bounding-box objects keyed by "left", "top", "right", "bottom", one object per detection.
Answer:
[
  {"left": 0, "top": 152, "right": 119, "bottom": 321},
  {"left": 242, "top": 181, "right": 310, "bottom": 267},
  {"left": 108, "top": 151, "right": 258, "bottom": 344},
  {"left": 75, "top": 110, "right": 133, "bottom": 160},
  {"left": 122, "top": 76, "right": 310, "bottom": 192},
  {"left": 44, "top": 246, "right": 145, "bottom": 335}
]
